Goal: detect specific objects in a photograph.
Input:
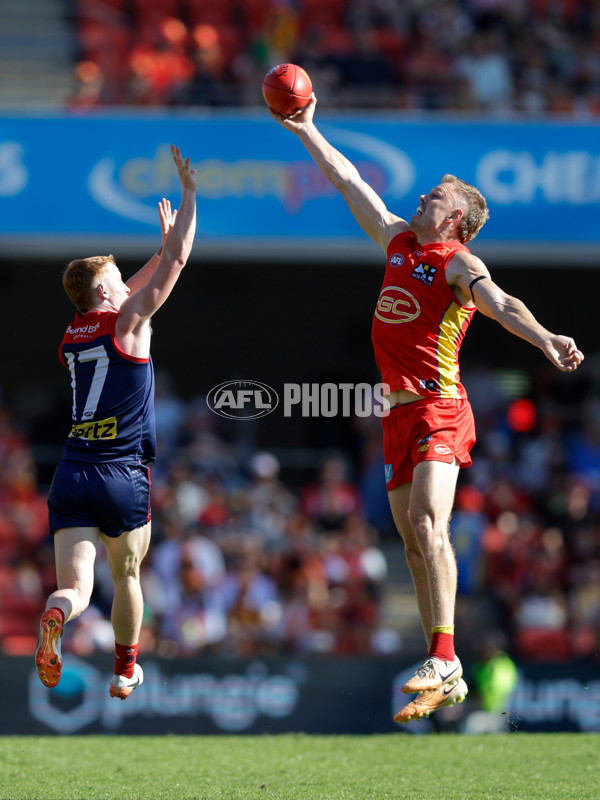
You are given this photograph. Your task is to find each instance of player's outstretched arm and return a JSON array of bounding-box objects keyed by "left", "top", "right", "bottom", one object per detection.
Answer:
[
  {"left": 119, "top": 145, "right": 197, "bottom": 328},
  {"left": 450, "top": 253, "right": 584, "bottom": 372},
  {"left": 160, "top": 146, "right": 196, "bottom": 267},
  {"left": 125, "top": 198, "right": 178, "bottom": 294},
  {"left": 270, "top": 95, "right": 406, "bottom": 250}
]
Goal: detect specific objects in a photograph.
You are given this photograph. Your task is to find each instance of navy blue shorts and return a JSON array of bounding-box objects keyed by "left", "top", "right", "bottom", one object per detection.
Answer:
[{"left": 48, "top": 459, "right": 151, "bottom": 538}]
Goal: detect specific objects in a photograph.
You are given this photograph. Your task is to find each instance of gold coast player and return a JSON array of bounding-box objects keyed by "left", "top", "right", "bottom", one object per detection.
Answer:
[
  {"left": 270, "top": 96, "right": 584, "bottom": 723},
  {"left": 35, "top": 146, "right": 196, "bottom": 699}
]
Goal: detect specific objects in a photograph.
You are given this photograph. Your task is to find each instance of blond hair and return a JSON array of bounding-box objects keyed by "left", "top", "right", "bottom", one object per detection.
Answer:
[
  {"left": 442, "top": 174, "right": 490, "bottom": 243},
  {"left": 62, "top": 255, "right": 115, "bottom": 313}
]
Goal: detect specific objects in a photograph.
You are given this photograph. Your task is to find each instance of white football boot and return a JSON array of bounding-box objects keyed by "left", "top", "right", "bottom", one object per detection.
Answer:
[{"left": 109, "top": 662, "right": 144, "bottom": 700}]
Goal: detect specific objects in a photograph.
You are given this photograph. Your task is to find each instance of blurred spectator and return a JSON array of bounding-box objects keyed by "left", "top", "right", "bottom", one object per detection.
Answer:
[
  {"left": 221, "top": 540, "right": 282, "bottom": 655},
  {"left": 353, "top": 413, "right": 396, "bottom": 537},
  {"left": 186, "top": 23, "right": 240, "bottom": 106},
  {"left": 513, "top": 34, "right": 552, "bottom": 114},
  {"left": 246, "top": 452, "right": 298, "bottom": 547},
  {"left": 451, "top": 485, "right": 487, "bottom": 596},
  {"left": 151, "top": 520, "right": 227, "bottom": 654},
  {"left": 568, "top": 415, "right": 600, "bottom": 493},
  {"left": 0, "top": 407, "right": 48, "bottom": 654},
  {"left": 68, "top": 60, "right": 105, "bottom": 109},
  {"left": 154, "top": 371, "right": 186, "bottom": 460},
  {"left": 464, "top": 630, "right": 518, "bottom": 733},
  {"left": 273, "top": 512, "right": 330, "bottom": 653},
  {"left": 318, "top": 515, "right": 389, "bottom": 654},
  {"left": 154, "top": 458, "right": 210, "bottom": 528},
  {"left": 181, "top": 397, "right": 239, "bottom": 479},
  {"left": 343, "top": 27, "right": 395, "bottom": 107},
  {"left": 455, "top": 29, "right": 514, "bottom": 112},
  {"left": 403, "top": 32, "right": 454, "bottom": 110},
  {"left": 469, "top": 631, "right": 519, "bottom": 713},
  {"left": 513, "top": 573, "right": 571, "bottom": 661},
  {"left": 300, "top": 453, "right": 362, "bottom": 530},
  {"left": 128, "top": 17, "right": 194, "bottom": 106}
]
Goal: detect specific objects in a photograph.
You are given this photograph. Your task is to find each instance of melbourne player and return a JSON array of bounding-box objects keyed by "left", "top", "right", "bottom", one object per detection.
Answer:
[
  {"left": 270, "top": 96, "right": 583, "bottom": 723},
  {"left": 35, "top": 145, "right": 196, "bottom": 699}
]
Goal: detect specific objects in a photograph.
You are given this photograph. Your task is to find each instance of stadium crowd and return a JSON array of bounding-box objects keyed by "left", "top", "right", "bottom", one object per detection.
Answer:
[
  {"left": 1, "top": 357, "right": 599, "bottom": 665},
  {"left": 68, "top": 0, "right": 600, "bottom": 116}
]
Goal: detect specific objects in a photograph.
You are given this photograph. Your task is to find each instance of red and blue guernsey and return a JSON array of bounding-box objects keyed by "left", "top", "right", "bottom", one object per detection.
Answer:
[
  {"left": 371, "top": 231, "right": 475, "bottom": 399},
  {"left": 59, "top": 310, "right": 156, "bottom": 463}
]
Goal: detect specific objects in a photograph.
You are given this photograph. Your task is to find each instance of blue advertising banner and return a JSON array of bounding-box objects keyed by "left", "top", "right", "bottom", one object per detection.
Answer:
[
  {"left": 1, "top": 655, "right": 599, "bottom": 735},
  {"left": 1, "top": 111, "right": 599, "bottom": 262}
]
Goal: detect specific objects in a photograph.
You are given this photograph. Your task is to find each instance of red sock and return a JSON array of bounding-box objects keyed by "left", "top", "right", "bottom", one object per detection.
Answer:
[
  {"left": 429, "top": 631, "right": 455, "bottom": 662},
  {"left": 114, "top": 642, "right": 138, "bottom": 678}
]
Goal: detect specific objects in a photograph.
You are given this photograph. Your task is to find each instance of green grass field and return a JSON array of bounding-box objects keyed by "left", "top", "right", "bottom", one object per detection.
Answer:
[{"left": 1, "top": 733, "right": 598, "bottom": 800}]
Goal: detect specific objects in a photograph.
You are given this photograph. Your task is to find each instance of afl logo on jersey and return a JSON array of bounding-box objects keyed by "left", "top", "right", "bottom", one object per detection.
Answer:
[
  {"left": 389, "top": 254, "right": 404, "bottom": 267},
  {"left": 375, "top": 286, "right": 420, "bottom": 324}
]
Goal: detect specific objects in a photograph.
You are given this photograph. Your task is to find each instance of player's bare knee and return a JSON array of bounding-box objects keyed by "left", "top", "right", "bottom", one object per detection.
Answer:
[
  {"left": 109, "top": 554, "right": 142, "bottom": 582},
  {"left": 409, "top": 512, "right": 434, "bottom": 542},
  {"left": 410, "top": 516, "right": 452, "bottom": 559}
]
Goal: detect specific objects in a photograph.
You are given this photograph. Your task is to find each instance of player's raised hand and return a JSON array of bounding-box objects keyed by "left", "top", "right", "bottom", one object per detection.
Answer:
[
  {"left": 171, "top": 145, "right": 196, "bottom": 191},
  {"left": 270, "top": 94, "right": 317, "bottom": 132},
  {"left": 543, "top": 335, "right": 584, "bottom": 372},
  {"left": 158, "top": 198, "right": 177, "bottom": 246}
]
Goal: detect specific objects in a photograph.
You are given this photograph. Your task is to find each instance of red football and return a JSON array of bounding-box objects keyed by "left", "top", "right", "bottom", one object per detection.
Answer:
[{"left": 262, "top": 63, "right": 313, "bottom": 116}]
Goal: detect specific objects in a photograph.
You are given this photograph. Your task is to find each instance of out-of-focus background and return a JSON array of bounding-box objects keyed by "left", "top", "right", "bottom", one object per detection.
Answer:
[{"left": 0, "top": 0, "right": 599, "bottom": 736}]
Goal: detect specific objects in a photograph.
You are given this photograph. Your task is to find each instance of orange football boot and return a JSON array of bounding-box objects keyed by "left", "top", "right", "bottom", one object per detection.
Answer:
[
  {"left": 35, "top": 608, "right": 64, "bottom": 688},
  {"left": 394, "top": 678, "right": 469, "bottom": 724}
]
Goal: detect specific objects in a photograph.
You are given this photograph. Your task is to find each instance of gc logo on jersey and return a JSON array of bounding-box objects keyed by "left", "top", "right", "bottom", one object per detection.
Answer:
[
  {"left": 411, "top": 262, "right": 437, "bottom": 286},
  {"left": 375, "top": 286, "right": 420, "bottom": 324}
]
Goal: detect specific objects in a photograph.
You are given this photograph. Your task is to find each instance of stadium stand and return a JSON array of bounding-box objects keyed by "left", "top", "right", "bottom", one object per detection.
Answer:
[
  {"left": 0, "top": 0, "right": 597, "bottom": 115},
  {"left": 0, "top": 0, "right": 76, "bottom": 108},
  {"left": 62, "top": 0, "right": 600, "bottom": 114}
]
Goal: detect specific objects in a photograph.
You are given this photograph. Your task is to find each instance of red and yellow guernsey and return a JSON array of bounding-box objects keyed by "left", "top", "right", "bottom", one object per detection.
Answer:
[{"left": 371, "top": 231, "right": 475, "bottom": 399}]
